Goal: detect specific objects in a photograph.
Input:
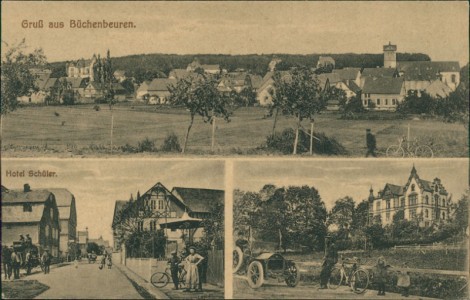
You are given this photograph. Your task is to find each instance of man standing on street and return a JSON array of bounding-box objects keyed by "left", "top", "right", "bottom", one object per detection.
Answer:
[
  {"left": 11, "top": 249, "right": 22, "bottom": 279},
  {"left": 25, "top": 250, "right": 32, "bottom": 275},
  {"left": 2, "top": 246, "right": 12, "bottom": 280},
  {"left": 319, "top": 238, "right": 338, "bottom": 289},
  {"left": 366, "top": 128, "right": 377, "bottom": 157},
  {"left": 41, "top": 250, "right": 51, "bottom": 274},
  {"left": 168, "top": 251, "right": 181, "bottom": 290}
]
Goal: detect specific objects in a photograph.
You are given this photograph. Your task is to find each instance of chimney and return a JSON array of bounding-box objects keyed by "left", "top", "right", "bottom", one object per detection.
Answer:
[{"left": 24, "top": 184, "right": 31, "bottom": 192}]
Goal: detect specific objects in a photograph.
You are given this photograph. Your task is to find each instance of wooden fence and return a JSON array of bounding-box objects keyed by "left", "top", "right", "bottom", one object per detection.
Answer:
[{"left": 206, "top": 249, "right": 224, "bottom": 287}]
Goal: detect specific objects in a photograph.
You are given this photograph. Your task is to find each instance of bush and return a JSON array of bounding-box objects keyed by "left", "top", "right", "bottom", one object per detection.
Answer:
[
  {"left": 121, "top": 143, "right": 138, "bottom": 153},
  {"left": 137, "top": 137, "right": 157, "bottom": 152},
  {"left": 160, "top": 132, "right": 181, "bottom": 152},
  {"left": 265, "top": 128, "right": 348, "bottom": 155},
  {"left": 93, "top": 105, "right": 101, "bottom": 111}
]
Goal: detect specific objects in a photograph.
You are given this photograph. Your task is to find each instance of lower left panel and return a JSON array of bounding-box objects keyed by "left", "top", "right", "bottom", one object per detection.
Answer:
[{"left": 1, "top": 159, "right": 225, "bottom": 299}]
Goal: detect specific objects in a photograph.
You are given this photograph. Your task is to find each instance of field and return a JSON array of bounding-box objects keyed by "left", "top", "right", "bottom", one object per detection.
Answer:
[{"left": 2, "top": 105, "right": 468, "bottom": 157}]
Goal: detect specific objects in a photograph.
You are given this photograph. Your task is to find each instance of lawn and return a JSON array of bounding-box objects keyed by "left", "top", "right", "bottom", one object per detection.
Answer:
[
  {"left": 2, "top": 280, "right": 49, "bottom": 299},
  {"left": 2, "top": 105, "right": 468, "bottom": 156}
]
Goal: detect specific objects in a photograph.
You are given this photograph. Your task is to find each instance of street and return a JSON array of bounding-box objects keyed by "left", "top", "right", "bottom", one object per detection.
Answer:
[
  {"left": 27, "top": 261, "right": 143, "bottom": 299},
  {"left": 233, "top": 275, "right": 435, "bottom": 299}
]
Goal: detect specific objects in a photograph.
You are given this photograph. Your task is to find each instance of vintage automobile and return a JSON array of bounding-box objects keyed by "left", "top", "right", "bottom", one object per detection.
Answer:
[{"left": 233, "top": 240, "right": 300, "bottom": 288}]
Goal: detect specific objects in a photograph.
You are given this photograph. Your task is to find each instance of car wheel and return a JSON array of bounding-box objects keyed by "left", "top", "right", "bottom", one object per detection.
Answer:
[
  {"left": 233, "top": 246, "right": 244, "bottom": 274},
  {"left": 247, "top": 261, "right": 264, "bottom": 288}
]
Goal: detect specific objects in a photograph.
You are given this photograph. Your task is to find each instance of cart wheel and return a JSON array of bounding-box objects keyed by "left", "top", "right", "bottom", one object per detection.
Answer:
[
  {"left": 150, "top": 272, "right": 169, "bottom": 288},
  {"left": 386, "top": 145, "right": 404, "bottom": 158},
  {"left": 285, "top": 264, "right": 300, "bottom": 287},
  {"left": 247, "top": 261, "right": 264, "bottom": 288},
  {"left": 351, "top": 269, "right": 369, "bottom": 294},
  {"left": 233, "top": 247, "right": 244, "bottom": 274},
  {"left": 328, "top": 267, "right": 343, "bottom": 289}
]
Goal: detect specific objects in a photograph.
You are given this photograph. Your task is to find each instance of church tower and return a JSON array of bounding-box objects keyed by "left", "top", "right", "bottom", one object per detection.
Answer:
[{"left": 383, "top": 42, "right": 397, "bottom": 68}]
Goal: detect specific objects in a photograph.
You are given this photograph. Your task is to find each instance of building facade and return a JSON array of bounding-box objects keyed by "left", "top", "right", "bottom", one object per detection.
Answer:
[
  {"left": 368, "top": 166, "right": 450, "bottom": 227},
  {"left": 48, "top": 189, "right": 77, "bottom": 260},
  {"left": 2, "top": 184, "right": 61, "bottom": 257}
]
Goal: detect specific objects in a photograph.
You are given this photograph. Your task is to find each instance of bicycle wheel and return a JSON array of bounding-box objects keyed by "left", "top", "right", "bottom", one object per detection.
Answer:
[
  {"left": 150, "top": 272, "right": 169, "bottom": 288},
  {"left": 414, "top": 145, "right": 433, "bottom": 158},
  {"left": 350, "top": 269, "right": 369, "bottom": 294},
  {"left": 386, "top": 145, "right": 404, "bottom": 158},
  {"left": 328, "top": 267, "right": 343, "bottom": 290}
]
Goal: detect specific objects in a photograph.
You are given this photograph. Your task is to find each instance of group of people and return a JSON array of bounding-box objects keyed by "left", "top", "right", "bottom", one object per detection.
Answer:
[
  {"left": 168, "top": 246, "right": 205, "bottom": 293},
  {"left": 2, "top": 246, "right": 52, "bottom": 280},
  {"left": 99, "top": 252, "right": 113, "bottom": 270},
  {"left": 319, "top": 238, "right": 411, "bottom": 297}
]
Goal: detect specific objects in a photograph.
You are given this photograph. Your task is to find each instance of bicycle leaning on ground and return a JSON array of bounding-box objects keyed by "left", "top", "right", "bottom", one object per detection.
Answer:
[
  {"left": 328, "top": 257, "right": 370, "bottom": 294},
  {"left": 150, "top": 265, "right": 186, "bottom": 289},
  {"left": 386, "top": 136, "right": 434, "bottom": 158}
]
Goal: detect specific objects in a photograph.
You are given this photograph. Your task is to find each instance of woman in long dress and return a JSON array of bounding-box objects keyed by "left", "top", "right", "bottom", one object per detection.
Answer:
[{"left": 184, "top": 246, "right": 204, "bottom": 292}]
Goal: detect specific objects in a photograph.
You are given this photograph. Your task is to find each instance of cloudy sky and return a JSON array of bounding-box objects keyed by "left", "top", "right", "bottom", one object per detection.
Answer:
[
  {"left": 234, "top": 159, "right": 469, "bottom": 210},
  {"left": 2, "top": 159, "right": 225, "bottom": 244},
  {"left": 2, "top": 1, "right": 468, "bottom": 64}
]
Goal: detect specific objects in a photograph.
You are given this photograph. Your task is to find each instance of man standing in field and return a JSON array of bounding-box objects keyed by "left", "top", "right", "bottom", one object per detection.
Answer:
[
  {"left": 366, "top": 129, "right": 377, "bottom": 157},
  {"left": 319, "top": 238, "right": 338, "bottom": 289}
]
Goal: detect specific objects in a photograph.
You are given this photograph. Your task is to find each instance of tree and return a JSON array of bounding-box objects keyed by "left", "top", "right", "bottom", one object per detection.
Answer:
[
  {"left": 233, "top": 189, "right": 262, "bottom": 232},
  {"left": 271, "top": 68, "right": 326, "bottom": 154},
  {"left": 329, "top": 196, "right": 355, "bottom": 231},
  {"left": 452, "top": 191, "right": 469, "bottom": 236},
  {"left": 168, "top": 76, "right": 231, "bottom": 153},
  {"left": 200, "top": 200, "right": 224, "bottom": 250},
  {"left": 86, "top": 242, "right": 101, "bottom": 255},
  {"left": 284, "top": 185, "right": 327, "bottom": 251}
]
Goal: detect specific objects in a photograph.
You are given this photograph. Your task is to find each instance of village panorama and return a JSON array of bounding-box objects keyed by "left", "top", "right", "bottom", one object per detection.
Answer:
[{"left": 2, "top": 41, "right": 468, "bottom": 157}]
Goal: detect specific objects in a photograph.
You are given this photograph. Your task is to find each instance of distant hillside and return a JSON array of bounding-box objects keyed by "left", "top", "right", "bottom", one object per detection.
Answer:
[{"left": 48, "top": 52, "right": 431, "bottom": 80}]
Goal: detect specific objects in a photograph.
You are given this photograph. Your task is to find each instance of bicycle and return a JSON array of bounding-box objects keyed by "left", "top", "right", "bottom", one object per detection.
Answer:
[
  {"left": 386, "top": 136, "right": 433, "bottom": 158},
  {"left": 328, "top": 258, "right": 370, "bottom": 294},
  {"left": 150, "top": 265, "right": 186, "bottom": 289}
]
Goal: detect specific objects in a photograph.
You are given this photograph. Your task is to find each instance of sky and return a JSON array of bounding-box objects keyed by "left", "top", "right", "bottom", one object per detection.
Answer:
[
  {"left": 1, "top": 159, "right": 225, "bottom": 245},
  {"left": 234, "top": 159, "right": 469, "bottom": 210},
  {"left": 1, "top": 1, "right": 468, "bottom": 65}
]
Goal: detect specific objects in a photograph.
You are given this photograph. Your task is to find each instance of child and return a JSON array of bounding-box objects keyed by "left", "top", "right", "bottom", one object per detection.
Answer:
[
  {"left": 397, "top": 263, "right": 411, "bottom": 297},
  {"left": 374, "top": 257, "right": 388, "bottom": 296}
]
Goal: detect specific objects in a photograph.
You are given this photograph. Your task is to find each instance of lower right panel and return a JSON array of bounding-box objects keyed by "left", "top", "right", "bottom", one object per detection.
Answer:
[{"left": 231, "top": 159, "right": 469, "bottom": 299}]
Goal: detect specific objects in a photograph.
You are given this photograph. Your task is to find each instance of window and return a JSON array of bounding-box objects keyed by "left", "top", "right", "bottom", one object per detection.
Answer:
[
  {"left": 451, "top": 74, "right": 456, "bottom": 83},
  {"left": 434, "top": 194, "right": 439, "bottom": 205},
  {"left": 50, "top": 209, "right": 53, "bottom": 219},
  {"left": 150, "top": 220, "right": 157, "bottom": 231},
  {"left": 376, "top": 201, "right": 381, "bottom": 211},
  {"left": 23, "top": 203, "right": 32, "bottom": 212},
  {"left": 409, "top": 194, "right": 417, "bottom": 206},
  {"left": 411, "top": 184, "right": 415, "bottom": 192},
  {"left": 424, "top": 209, "right": 429, "bottom": 218},
  {"left": 400, "top": 198, "right": 405, "bottom": 207},
  {"left": 425, "top": 195, "right": 429, "bottom": 204},
  {"left": 392, "top": 99, "right": 396, "bottom": 105},
  {"left": 151, "top": 200, "right": 156, "bottom": 210},
  {"left": 138, "top": 221, "right": 144, "bottom": 232},
  {"left": 442, "top": 212, "right": 446, "bottom": 220},
  {"left": 393, "top": 198, "right": 398, "bottom": 208},
  {"left": 377, "top": 99, "right": 381, "bottom": 105},
  {"left": 435, "top": 185, "right": 439, "bottom": 192},
  {"left": 386, "top": 200, "right": 391, "bottom": 209},
  {"left": 364, "top": 100, "right": 367, "bottom": 106},
  {"left": 442, "top": 199, "right": 446, "bottom": 207},
  {"left": 385, "top": 99, "right": 388, "bottom": 105},
  {"left": 158, "top": 200, "right": 164, "bottom": 210}
]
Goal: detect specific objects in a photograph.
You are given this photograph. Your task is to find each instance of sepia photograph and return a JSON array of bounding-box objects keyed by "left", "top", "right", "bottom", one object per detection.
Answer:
[
  {"left": 1, "top": 159, "right": 225, "bottom": 299},
  {"left": 233, "top": 159, "right": 469, "bottom": 299},
  {"left": 1, "top": 1, "right": 468, "bottom": 157}
]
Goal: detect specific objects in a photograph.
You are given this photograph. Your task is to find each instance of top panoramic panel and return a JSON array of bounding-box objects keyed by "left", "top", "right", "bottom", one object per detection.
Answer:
[{"left": 1, "top": 1, "right": 468, "bottom": 158}]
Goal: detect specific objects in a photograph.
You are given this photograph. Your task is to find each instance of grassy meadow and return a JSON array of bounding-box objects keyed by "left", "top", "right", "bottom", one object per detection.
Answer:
[{"left": 1, "top": 104, "right": 468, "bottom": 157}]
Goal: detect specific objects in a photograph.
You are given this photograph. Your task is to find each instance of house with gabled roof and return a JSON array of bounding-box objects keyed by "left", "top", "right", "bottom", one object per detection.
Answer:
[
  {"left": 256, "top": 71, "right": 291, "bottom": 106},
  {"left": 146, "top": 78, "right": 177, "bottom": 104},
  {"left": 47, "top": 188, "right": 77, "bottom": 260},
  {"left": 112, "top": 182, "right": 224, "bottom": 253},
  {"left": 2, "top": 184, "right": 61, "bottom": 257},
  {"left": 368, "top": 166, "right": 450, "bottom": 227},
  {"left": 361, "top": 77, "right": 405, "bottom": 110},
  {"left": 317, "top": 56, "right": 335, "bottom": 69},
  {"left": 397, "top": 61, "right": 460, "bottom": 92},
  {"left": 66, "top": 54, "right": 97, "bottom": 80}
]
